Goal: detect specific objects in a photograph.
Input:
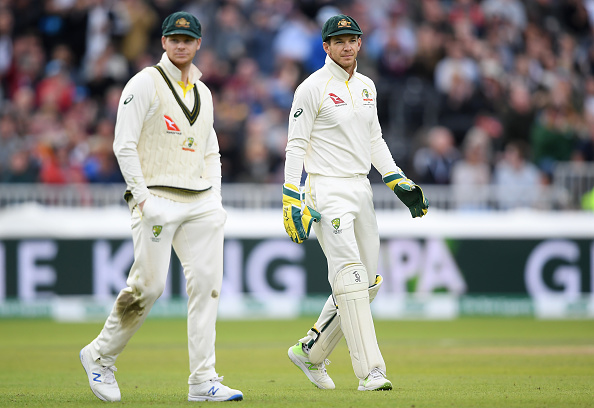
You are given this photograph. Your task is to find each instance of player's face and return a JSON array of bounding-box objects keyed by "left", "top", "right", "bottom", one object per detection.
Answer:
[
  {"left": 323, "top": 34, "right": 361, "bottom": 72},
  {"left": 162, "top": 34, "right": 201, "bottom": 69}
]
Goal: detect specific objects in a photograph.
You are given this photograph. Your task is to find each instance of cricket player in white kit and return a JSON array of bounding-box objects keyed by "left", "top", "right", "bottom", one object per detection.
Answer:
[
  {"left": 283, "top": 14, "right": 429, "bottom": 391},
  {"left": 79, "top": 11, "right": 243, "bottom": 402}
]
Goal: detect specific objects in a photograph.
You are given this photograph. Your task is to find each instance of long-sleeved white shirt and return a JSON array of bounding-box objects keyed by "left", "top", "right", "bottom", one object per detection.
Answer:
[
  {"left": 113, "top": 53, "right": 221, "bottom": 205},
  {"left": 284, "top": 55, "right": 399, "bottom": 186}
]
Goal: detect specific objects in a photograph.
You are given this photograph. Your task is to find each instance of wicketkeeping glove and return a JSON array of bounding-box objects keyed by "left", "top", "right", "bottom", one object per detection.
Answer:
[
  {"left": 282, "top": 183, "right": 321, "bottom": 243},
  {"left": 383, "top": 171, "right": 429, "bottom": 218}
]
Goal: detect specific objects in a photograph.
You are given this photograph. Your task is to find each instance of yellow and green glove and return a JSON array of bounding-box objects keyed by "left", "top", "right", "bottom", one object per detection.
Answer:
[
  {"left": 383, "top": 171, "right": 429, "bottom": 218},
  {"left": 282, "top": 183, "right": 321, "bottom": 243}
]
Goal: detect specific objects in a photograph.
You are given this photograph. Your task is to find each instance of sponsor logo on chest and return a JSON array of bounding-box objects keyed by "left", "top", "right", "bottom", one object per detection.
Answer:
[
  {"left": 328, "top": 93, "right": 347, "bottom": 107},
  {"left": 164, "top": 115, "right": 182, "bottom": 135}
]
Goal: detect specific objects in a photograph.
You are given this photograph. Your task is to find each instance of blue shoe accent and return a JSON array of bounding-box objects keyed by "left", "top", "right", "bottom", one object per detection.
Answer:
[{"left": 227, "top": 394, "right": 243, "bottom": 401}]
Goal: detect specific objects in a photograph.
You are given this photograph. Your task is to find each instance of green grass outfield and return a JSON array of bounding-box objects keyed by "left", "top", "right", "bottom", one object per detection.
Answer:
[{"left": 0, "top": 318, "right": 593, "bottom": 407}]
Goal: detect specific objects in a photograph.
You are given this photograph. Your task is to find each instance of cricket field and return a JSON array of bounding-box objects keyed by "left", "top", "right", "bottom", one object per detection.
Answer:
[{"left": 1, "top": 317, "right": 592, "bottom": 407}]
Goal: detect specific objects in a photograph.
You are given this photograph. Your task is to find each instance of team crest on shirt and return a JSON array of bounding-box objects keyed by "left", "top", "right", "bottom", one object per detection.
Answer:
[
  {"left": 164, "top": 115, "right": 182, "bottom": 135},
  {"left": 362, "top": 89, "right": 374, "bottom": 106},
  {"left": 182, "top": 137, "right": 196, "bottom": 152},
  {"left": 331, "top": 218, "right": 342, "bottom": 234}
]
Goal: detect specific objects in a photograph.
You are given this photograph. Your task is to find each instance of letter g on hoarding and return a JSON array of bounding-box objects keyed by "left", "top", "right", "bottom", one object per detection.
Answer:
[{"left": 525, "top": 240, "right": 581, "bottom": 300}]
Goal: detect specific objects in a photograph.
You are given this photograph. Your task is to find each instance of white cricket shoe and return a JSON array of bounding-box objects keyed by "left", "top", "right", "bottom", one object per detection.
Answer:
[
  {"left": 358, "top": 367, "right": 393, "bottom": 391},
  {"left": 79, "top": 345, "right": 121, "bottom": 401},
  {"left": 188, "top": 376, "right": 243, "bottom": 401},
  {"left": 288, "top": 342, "right": 335, "bottom": 390}
]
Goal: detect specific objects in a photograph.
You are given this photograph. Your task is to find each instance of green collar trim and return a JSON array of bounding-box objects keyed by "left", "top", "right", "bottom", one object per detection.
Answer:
[{"left": 153, "top": 65, "right": 200, "bottom": 125}]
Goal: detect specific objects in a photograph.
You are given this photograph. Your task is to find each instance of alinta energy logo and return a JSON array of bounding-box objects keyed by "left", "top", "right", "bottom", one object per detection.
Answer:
[
  {"left": 164, "top": 115, "right": 182, "bottom": 134},
  {"left": 328, "top": 93, "right": 346, "bottom": 106}
]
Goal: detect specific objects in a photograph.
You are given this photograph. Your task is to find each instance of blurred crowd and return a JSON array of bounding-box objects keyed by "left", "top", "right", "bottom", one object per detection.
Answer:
[{"left": 1, "top": 0, "right": 594, "bottom": 208}]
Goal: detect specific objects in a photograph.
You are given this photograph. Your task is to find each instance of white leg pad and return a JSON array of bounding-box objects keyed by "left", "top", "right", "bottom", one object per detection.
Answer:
[
  {"left": 308, "top": 275, "right": 383, "bottom": 364},
  {"left": 333, "top": 264, "right": 385, "bottom": 379}
]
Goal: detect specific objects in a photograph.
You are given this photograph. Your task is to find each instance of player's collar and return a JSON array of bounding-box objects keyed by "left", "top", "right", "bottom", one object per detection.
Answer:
[
  {"left": 159, "top": 52, "right": 202, "bottom": 84},
  {"left": 324, "top": 55, "right": 357, "bottom": 82}
]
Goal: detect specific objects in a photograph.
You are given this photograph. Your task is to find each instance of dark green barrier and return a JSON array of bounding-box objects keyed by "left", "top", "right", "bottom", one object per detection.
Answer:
[{"left": 0, "top": 238, "right": 592, "bottom": 300}]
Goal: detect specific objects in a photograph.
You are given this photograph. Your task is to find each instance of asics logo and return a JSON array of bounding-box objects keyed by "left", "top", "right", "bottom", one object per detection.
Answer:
[
  {"left": 92, "top": 372, "right": 101, "bottom": 382},
  {"left": 208, "top": 386, "right": 219, "bottom": 396}
]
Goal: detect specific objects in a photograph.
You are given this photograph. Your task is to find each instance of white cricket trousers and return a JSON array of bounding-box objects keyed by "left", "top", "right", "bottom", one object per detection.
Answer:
[
  {"left": 89, "top": 189, "right": 226, "bottom": 385},
  {"left": 303, "top": 174, "right": 385, "bottom": 374},
  {"left": 305, "top": 174, "right": 379, "bottom": 284}
]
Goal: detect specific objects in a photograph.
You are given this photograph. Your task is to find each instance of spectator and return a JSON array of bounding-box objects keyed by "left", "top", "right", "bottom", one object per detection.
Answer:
[
  {"left": 84, "top": 41, "right": 130, "bottom": 99},
  {"left": 413, "top": 126, "right": 461, "bottom": 184},
  {"left": 493, "top": 140, "right": 542, "bottom": 209},
  {"left": 211, "top": 3, "right": 249, "bottom": 66},
  {"left": 10, "top": 85, "right": 36, "bottom": 136},
  {"left": 4, "top": 32, "right": 45, "bottom": 99},
  {"left": 0, "top": 113, "right": 22, "bottom": 177},
  {"left": 530, "top": 104, "right": 577, "bottom": 177},
  {"left": 408, "top": 23, "right": 445, "bottom": 82},
  {"left": 272, "top": 10, "right": 314, "bottom": 66},
  {"left": 499, "top": 81, "right": 536, "bottom": 150},
  {"left": 118, "top": 0, "right": 157, "bottom": 62},
  {"left": 367, "top": 2, "right": 417, "bottom": 79},
  {"left": 3, "top": 148, "right": 39, "bottom": 183},
  {"left": 36, "top": 57, "right": 76, "bottom": 113},
  {"left": 482, "top": 0, "right": 527, "bottom": 31},
  {"left": 238, "top": 115, "right": 281, "bottom": 183},
  {"left": 249, "top": 7, "right": 282, "bottom": 75},
  {"left": 0, "top": 7, "right": 14, "bottom": 81},
  {"left": 448, "top": 0, "right": 486, "bottom": 36},
  {"left": 437, "top": 74, "right": 483, "bottom": 145},
  {"left": 573, "top": 114, "right": 594, "bottom": 162},
  {"left": 434, "top": 39, "right": 479, "bottom": 95},
  {"left": 451, "top": 127, "right": 492, "bottom": 209},
  {"left": 38, "top": 143, "right": 86, "bottom": 184}
]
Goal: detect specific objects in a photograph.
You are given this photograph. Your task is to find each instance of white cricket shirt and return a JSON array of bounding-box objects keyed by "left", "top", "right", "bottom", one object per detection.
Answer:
[{"left": 284, "top": 55, "right": 399, "bottom": 186}]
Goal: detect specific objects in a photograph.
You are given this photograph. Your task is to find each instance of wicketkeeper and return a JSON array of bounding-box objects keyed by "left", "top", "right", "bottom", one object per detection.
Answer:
[{"left": 283, "top": 14, "right": 428, "bottom": 391}]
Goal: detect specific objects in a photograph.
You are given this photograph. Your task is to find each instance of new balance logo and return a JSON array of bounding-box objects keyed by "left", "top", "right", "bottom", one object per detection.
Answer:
[
  {"left": 164, "top": 115, "right": 181, "bottom": 132},
  {"left": 208, "top": 386, "right": 219, "bottom": 396},
  {"left": 305, "top": 362, "right": 318, "bottom": 371},
  {"left": 328, "top": 93, "right": 345, "bottom": 104},
  {"left": 92, "top": 372, "right": 101, "bottom": 382}
]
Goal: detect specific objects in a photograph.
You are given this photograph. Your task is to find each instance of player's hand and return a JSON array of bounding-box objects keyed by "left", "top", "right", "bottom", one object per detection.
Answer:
[
  {"left": 383, "top": 171, "right": 429, "bottom": 218},
  {"left": 282, "top": 183, "right": 321, "bottom": 243}
]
